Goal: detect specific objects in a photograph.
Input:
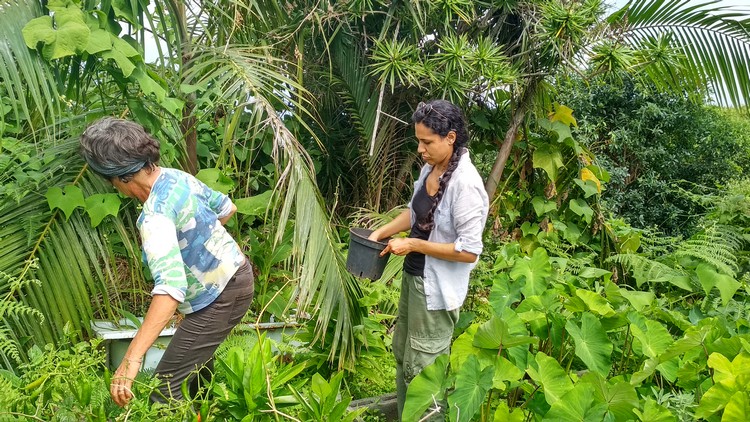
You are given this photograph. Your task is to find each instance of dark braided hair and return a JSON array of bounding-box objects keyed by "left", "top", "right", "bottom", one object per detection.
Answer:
[{"left": 412, "top": 99, "right": 469, "bottom": 231}]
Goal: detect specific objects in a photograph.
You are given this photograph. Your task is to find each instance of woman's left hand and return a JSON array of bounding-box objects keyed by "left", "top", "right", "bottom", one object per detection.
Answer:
[
  {"left": 382, "top": 238, "right": 416, "bottom": 256},
  {"left": 110, "top": 357, "right": 141, "bottom": 406}
]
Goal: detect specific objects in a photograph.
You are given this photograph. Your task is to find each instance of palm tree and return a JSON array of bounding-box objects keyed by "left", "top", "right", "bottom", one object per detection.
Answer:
[{"left": 483, "top": 0, "right": 750, "bottom": 199}]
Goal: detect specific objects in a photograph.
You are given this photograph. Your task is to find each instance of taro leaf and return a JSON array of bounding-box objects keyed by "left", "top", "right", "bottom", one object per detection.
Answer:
[
  {"left": 489, "top": 273, "right": 522, "bottom": 314},
  {"left": 510, "top": 248, "right": 552, "bottom": 298},
  {"left": 628, "top": 313, "right": 673, "bottom": 359},
  {"left": 531, "top": 196, "right": 557, "bottom": 216},
  {"left": 451, "top": 324, "right": 496, "bottom": 370},
  {"left": 578, "top": 267, "right": 611, "bottom": 280},
  {"left": 492, "top": 356, "right": 524, "bottom": 390},
  {"left": 565, "top": 312, "right": 612, "bottom": 376},
  {"left": 84, "top": 193, "right": 121, "bottom": 227},
  {"left": 46, "top": 185, "right": 85, "bottom": 220},
  {"left": 473, "top": 316, "right": 536, "bottom": 350},
  {"left": 723, "top": 391, "right": 750, "bottom": 422},
  {"left": 695, "top": 380, "right": 736, "bottom": 419},
  {"left": 22, "top": 6, "right": 90, "bottom": 60},
  {"left": 576, "top": 289, "right": 615, "bottom": 317},
  {"left": 583, "top": 375, "right": 638, "bottom": 421},
  {"left": 527, "top": 352, "right": 573, "bottom": 405},
  {"left": 619, "top": 289, "right": 654, "bottom": 312},
  {"left": 402, "top": 354, "right": 450, "bottom": 422},
  {"left": 235, "top": 190, "right": 273, "bottom": 217},
  {"left": 632, "top": 398, "right": 676, "bottom": 422},
  {"left": 569, "top": 199, "right": 594, "bottom": 224},
  {"left": 658, "top": 323, "right": 716, "bottom": 363},
  {"left": 196, "top": 168, "right": 235, "bottom": 194},
  {"left": 695, "top": 352, "right": 750, "bottom": 419},
  {"left": 533, "top": 143, "right": 564, "bottom": 182},
  {"left": 448, "top": 355, "right": 494, "bottom": 422},
  {"left": 696, "top": 263, "right": 740, "bottom": 306},
  {"left": 493, "top": 401, "right": 525, "bottom": 422},
  {"left": 542, "top": 383, "right": 608, "bottom": 422}
]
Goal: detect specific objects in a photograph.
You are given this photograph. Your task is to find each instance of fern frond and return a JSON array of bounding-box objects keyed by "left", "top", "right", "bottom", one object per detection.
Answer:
[
  {"left": 0, "top": 326, "right": 21, "bottom": 364},
  {"left": 674, "top": 224, "right": 743, "bottom": 276},
  {"left": 606, "top": 253, "right": 688, "bottom": 286}
]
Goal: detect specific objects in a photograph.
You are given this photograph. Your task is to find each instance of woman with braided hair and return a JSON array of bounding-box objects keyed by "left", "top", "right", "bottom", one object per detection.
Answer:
[{"left": 368, "top": 99, "right": 489, "bottom": 419}]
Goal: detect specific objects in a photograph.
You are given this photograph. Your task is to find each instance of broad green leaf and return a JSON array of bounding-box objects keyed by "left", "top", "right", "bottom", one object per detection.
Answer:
[
  {"left": 84, "top": 193, "right": 121, "bottom": 227},
  {"left": 451, "top": 324, "right": 495, "bottom": 370},
  {"left": 533, "top": 143, "right": 564, "bottom": 181},
  {"left": 403, "top": 354, "right": 450, "bottom": 422},
  {"left": 22, "top": 6, "right": 90, "bottom": 60},
  {"left": 723, "top": 391, "right": 750, "bottom": 422},
  {"left": 716, "top": 277, "right": 741, "bottom": 307},
  {"left": 489, "top": 273, "right": 522, "bottom": 314},
  {"left": 579, "top": 372, "right": 638, "bottom": 421},
  {"left": 569, "top": 199, "right": 594, "bottom": 223},
  {"left": 131, "top": 66, "right": 167, "bottom": 101},
  {"left": 235, "top": 190, "right": 273, "bottom": 217},
  {"left": 538, "top": 118, "right": 574, "bottom": 143},
  {"left": 527, "top": 352, "right": 573, "bottom": 405},
  {"left": 543, "top": 383, "right": 608, "bottom": 421},
  {"left": 574, "top": 178, "right": 601, "bottom": 198},
  {"left": 46, "top": 185, "right": 85, "bottom": 220},
  {"left": 628, "top": 313, "right": 673, "bottom": 359},
  {"left": 696, "top": 263, "right": 739, "bottom": 304},
  {"left": 448, "top": 355, "right": 494, "bottom": 422},
  {"left": 566, "top": 312, "right": 613, "bottom": 376},
  {"left": 696, "top": 381, "right": 736, "bottom": 419},
  {"left": 579, "top": 168, "right": 602, "bottom": 192},
  {"left": 196, "top": 168, "right": 235, "bottom": 194},
  {"left": 531, "top": 196, "right": 557, "bottom": 216},
  {"left": 619, "top": 289, "right": 654, "bottom": 312},
  {"left": 578, "top": 267, "right": 611, "bottom": 280},
  {"left": 510, "top": 248, "right": 552, "bottom": 298},
  {"left": 493, "top": 401, "right": 525, "bottom": 422},
  {"left": 492, "top": 356, "right": 524, "bottom": 390},
  {"left": 633, "top": 398, "right": 676, "bottom": 422},
  {"left": 85, "top": 26, "right": 112, "bottom": 55},
  {"left": 576, "top": 289, "right": 615, "bottom": 317},
  {"left": 473, "top": 316, "right": 536, "bottom": 350}
]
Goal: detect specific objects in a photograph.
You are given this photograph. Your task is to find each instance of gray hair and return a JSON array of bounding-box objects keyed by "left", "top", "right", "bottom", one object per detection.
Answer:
[{"left": 80, "top": 117, "right": 160, "bottom": 180}]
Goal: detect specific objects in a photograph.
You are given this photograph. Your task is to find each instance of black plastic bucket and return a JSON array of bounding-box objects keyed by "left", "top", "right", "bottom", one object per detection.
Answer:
[{"left": 347, "top": 228, "right": 391, "bottom": 280}]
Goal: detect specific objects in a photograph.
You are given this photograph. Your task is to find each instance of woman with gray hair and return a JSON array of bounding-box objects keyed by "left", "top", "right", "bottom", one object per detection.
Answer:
[{"left": 80, "top": 117, "right": 254, "bottom": 406}]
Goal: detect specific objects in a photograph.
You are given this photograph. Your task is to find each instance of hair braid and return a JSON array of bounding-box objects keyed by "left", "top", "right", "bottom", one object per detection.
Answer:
[
  {"left": 418, "top": 147, "right": 466, "bottom": 231},
  {"left": 412, "top": 99, "right": 470, "bottom": 232}
]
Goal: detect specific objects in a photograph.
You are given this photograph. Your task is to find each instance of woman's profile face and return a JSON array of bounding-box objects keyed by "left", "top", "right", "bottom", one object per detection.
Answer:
[{"left": 415, "top": 122, "right": 455, "bottom": 168}]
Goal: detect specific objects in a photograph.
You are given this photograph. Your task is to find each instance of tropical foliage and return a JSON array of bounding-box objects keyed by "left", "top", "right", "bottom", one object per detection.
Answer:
[{"left": 1, "top": 0, "right": 750, "bottom": 419}]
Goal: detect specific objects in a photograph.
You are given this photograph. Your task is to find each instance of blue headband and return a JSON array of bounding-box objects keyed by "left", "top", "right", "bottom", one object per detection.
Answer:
[{"left": 86, "top": 158, "right": 147, "bottom": 178}]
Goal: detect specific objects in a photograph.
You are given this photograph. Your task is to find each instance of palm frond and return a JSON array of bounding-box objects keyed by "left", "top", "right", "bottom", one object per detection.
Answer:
[
  {"left": 0, "top": 0, "right": 60, "bottom": 134},
  {"left": 0, "top": 130, "right": 142, "bottom": 365},
  {"left": 183, "top": 44, "right": 364, "bottom": 368},
  {"left": 619, "top": 0, "right": 750, "bottom": 108}
]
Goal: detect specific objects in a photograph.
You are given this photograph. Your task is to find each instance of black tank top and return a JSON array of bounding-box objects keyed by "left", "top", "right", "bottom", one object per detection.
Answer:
[{"left": 403, "top": 183, "right": 434, "bottom": 276}]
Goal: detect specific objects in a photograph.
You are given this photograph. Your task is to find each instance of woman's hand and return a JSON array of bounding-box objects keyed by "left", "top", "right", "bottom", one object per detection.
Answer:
[
  {"left": 110, "top": 357, "right": 142, "bottom": 406},
  {"left": 381, "top": 238, "right": 416, "bottom": 256}
]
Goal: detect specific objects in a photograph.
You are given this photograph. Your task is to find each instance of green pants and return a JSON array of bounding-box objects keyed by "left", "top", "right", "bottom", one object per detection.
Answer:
[{"left": 393, "top": 273, "right": 459, "bottom": 421}]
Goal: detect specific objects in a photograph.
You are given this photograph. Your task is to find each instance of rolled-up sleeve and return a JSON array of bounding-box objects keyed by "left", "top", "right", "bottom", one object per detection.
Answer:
[
  {"left": 451, "top": 180, "right": 489, "bottom": 256},
  {"left": 140, "top": 214, "right": 187, "bottom": 303}
]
